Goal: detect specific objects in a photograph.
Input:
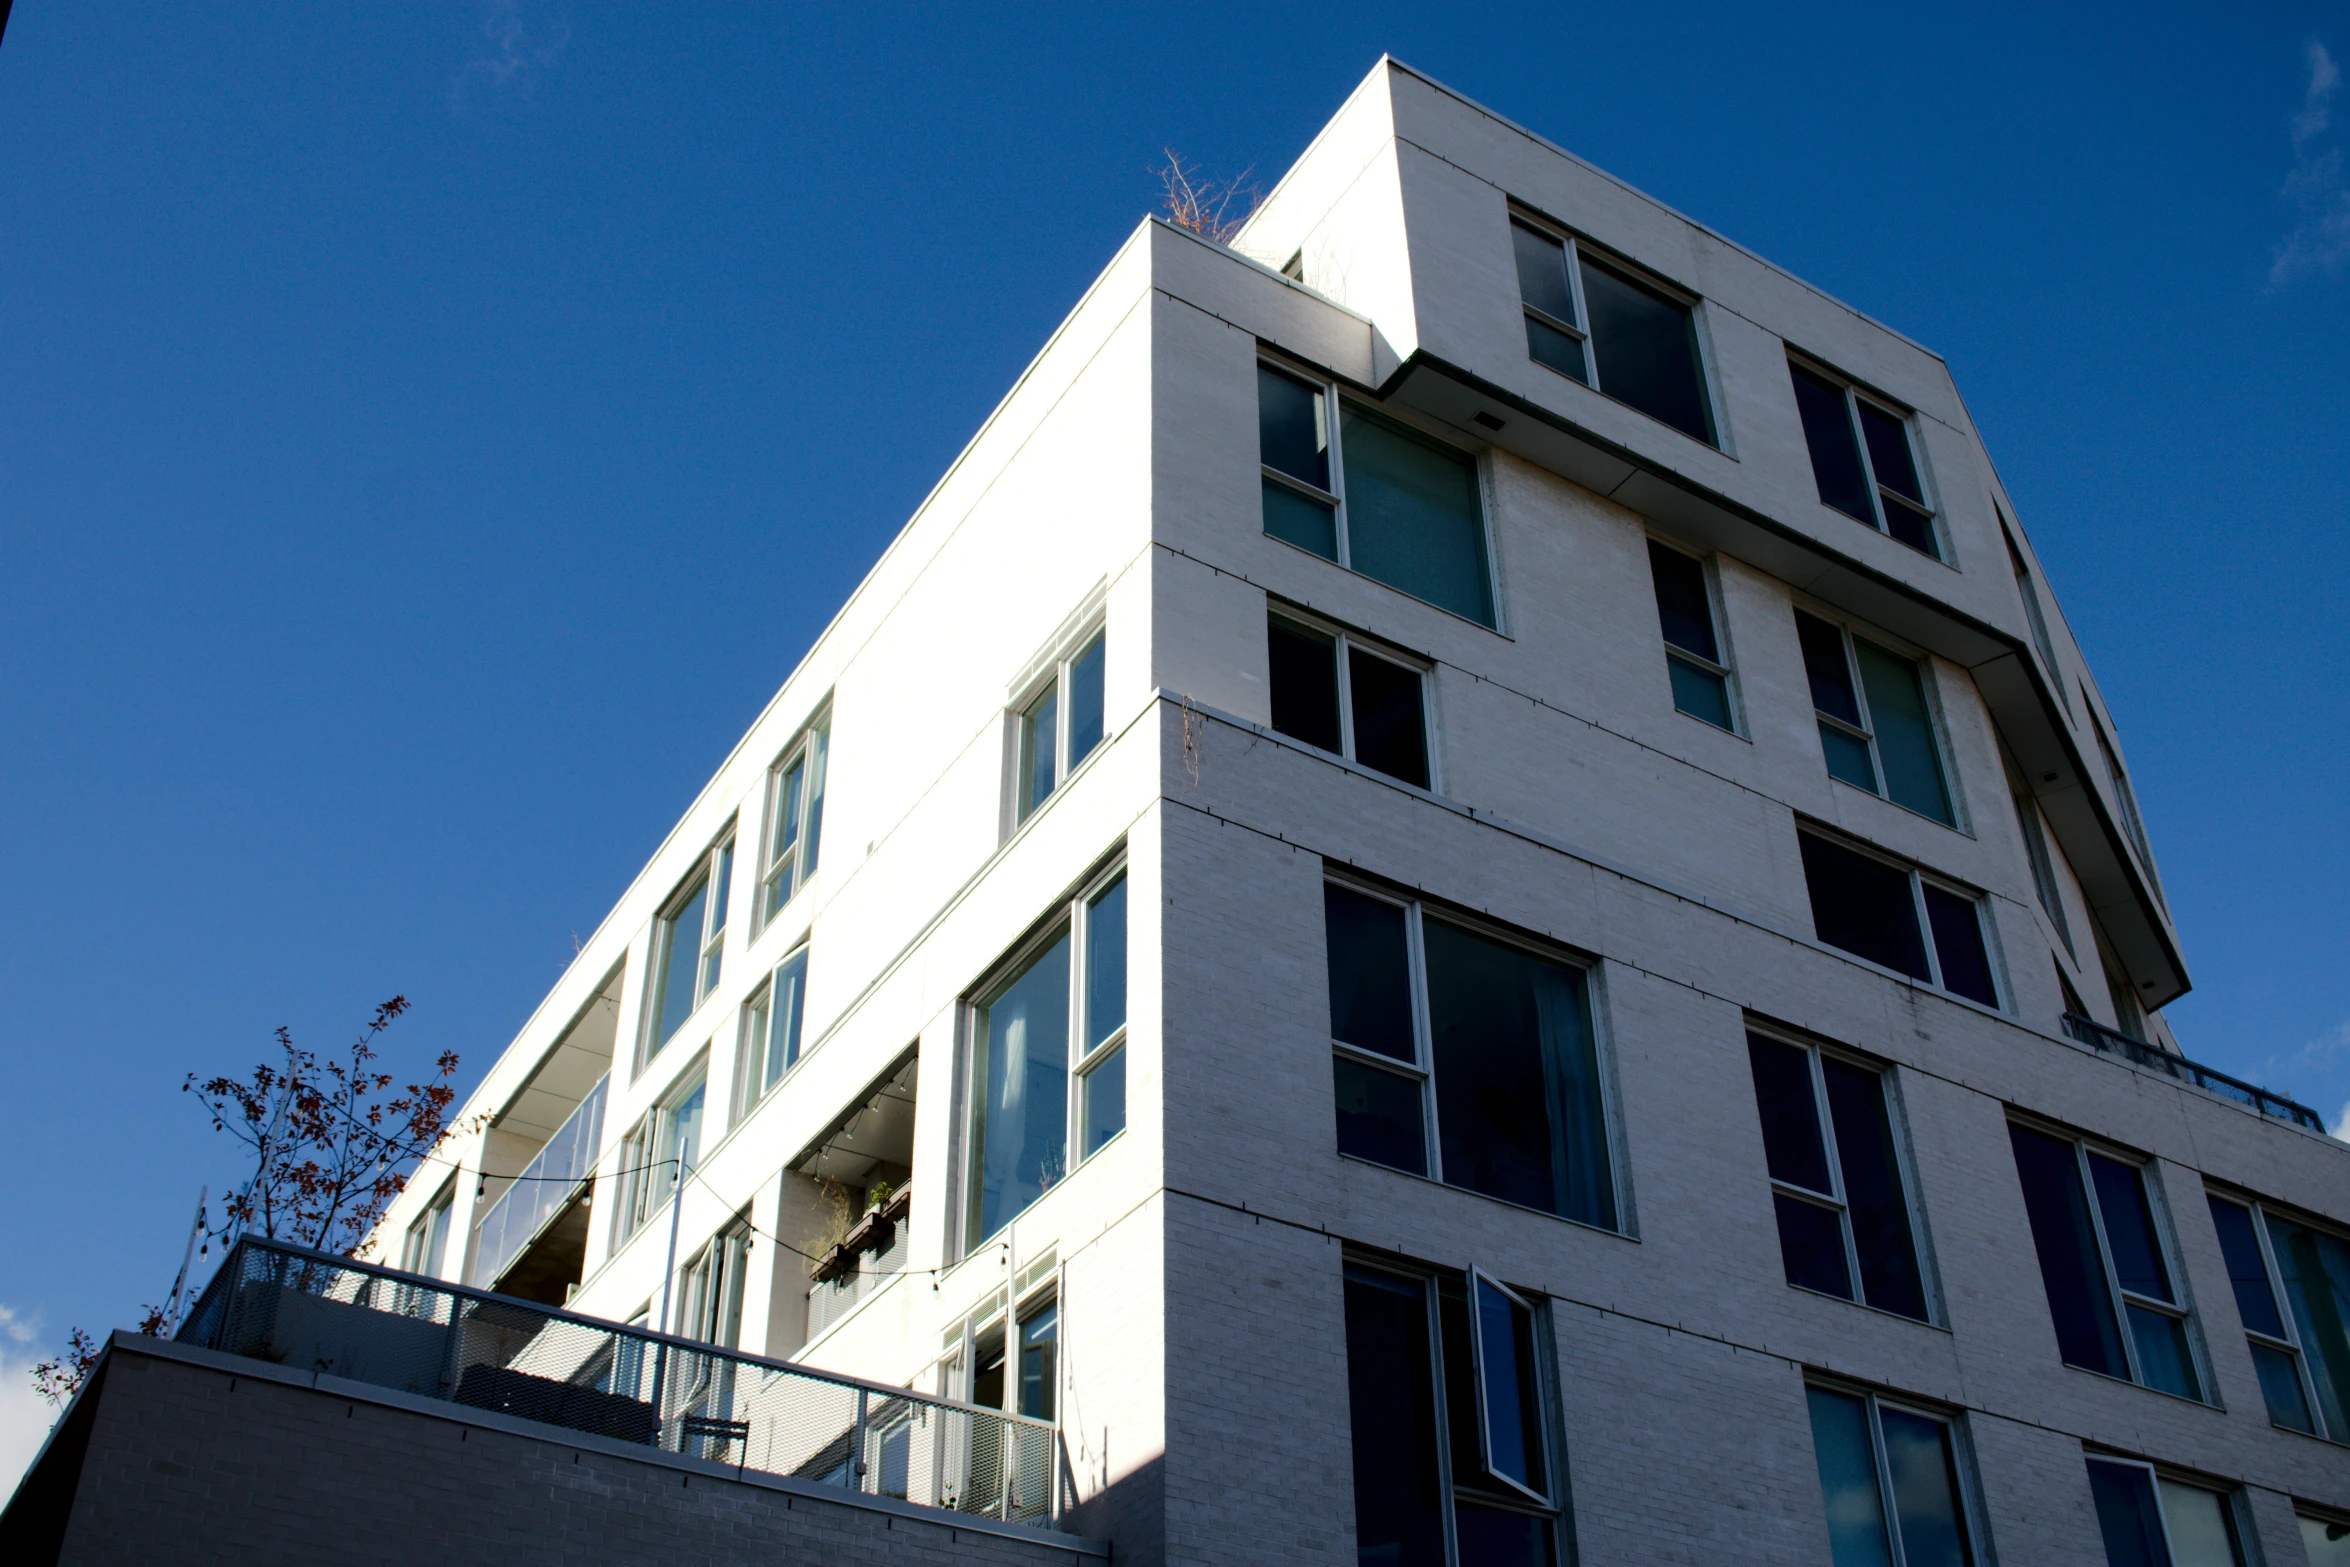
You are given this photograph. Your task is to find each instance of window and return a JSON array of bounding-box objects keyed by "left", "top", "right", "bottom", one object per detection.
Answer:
[
  {"left": 1257, "top": 363, "right": 1497, "bottom": 628},
  {"left": 736, "top": 946, "right": 809, "bottom": 1119},
  {"left": 677, "top": 1218, "right": 750, "bottom": 1348},
  {"left": 1014, "top": 629, "right": 1106, "bottom": 826},
  {"left": 1805, "top": 1384, "right": 1978, "bottom": 1567},
  {"left": 2088, "top": 708, "right": 2161, "bottom": 908},
  {"left": 2015, "top": 796, "right": 2076, "bottom": 958},
  {"left": 1342, "top": 1260, "right": 1567, "bottom": 1567},
  {"left": 401, "top": 1183, "right": 454, "bottom": 1278},
  {"left": 1746, "top": 1034, "right": 1927, "bottom": 1319},
  {"left": 613, "top": 1067, "right": 708, "bottom": 1246},
  {"left": 1797, "top": 832, "right": 2000, "bottom": 1008},
  {"left": 2084, "top": 1457, "right": 2245, "bottom": 1567},
  {"left": 2008, "top": 1123, "right": 2201, "bottom": 1399},
  {"left": 2205, "top": 1193, "right": 2350, "bottom": 1443},
  {"left": 1510, "top": 217, "right": 1717, "bottom": 446},
  {"left": 1789, "top": 360, "right": 1940, "bottom": 558},
  {"left": 963, "top": 865, "right": 1127, "bottom": 1249},
  {"left": 1324, "top": 881, "right": 1616, "bottom": 1230},
  {"left": 2002, "top": 522, "right": 2068, "bottom": 711},
  {"left": 1795, "top": 610, "right": 1956, "bottom": 826},
  {"left": 1266, "top": 611, "right": 1432, "bottom": 787},
  {"left": 2305, "top": 1512, "right": 2350, "bottom": 1567},
  {"left": 647, "top": 836, "right": 734, "bottom": 1062},
  {"left": 759, "top": 717, "right": 828, "bottom": 925},
  {"left": 1646, "top": 540, "right": 1735, "bottom": 730}
]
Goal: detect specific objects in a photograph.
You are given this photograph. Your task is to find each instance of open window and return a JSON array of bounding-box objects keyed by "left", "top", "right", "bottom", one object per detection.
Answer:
[
  {"left": 645, "top": 831, "right": 734, "bottom": 1065},
  {"left": 2084, "top": 1456, "right": 2247, "bottom": 1567},
  {"left": 735, "top": 944, "right": 809, "bottom": 1121},
  {"left": 759, "top": 711, "right": 828, "bottom": 926}
]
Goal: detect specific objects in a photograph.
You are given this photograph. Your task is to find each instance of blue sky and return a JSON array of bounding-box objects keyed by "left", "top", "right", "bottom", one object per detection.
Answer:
[{"left": 2, "top": 0, "right": 2346, "bottom": 1468}]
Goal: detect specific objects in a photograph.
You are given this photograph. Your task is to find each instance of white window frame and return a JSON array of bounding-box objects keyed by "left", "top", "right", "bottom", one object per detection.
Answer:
[
  {"left": 1009, "top": 622, "right": 1107, "bottom": 831},
  {"left": 641, "top": 830, "right": 735, "bottom": 1071},
  {"left": 734, "top": 944, "right": 810, "bottom": 1124},
  {"left": 401, "top": 1181, "right": 455, "bottom": 1278},
  {"left": 757, "top": 710, "right": 829, "bottom": 931},
  {"left": 2210, "top": 1191, "right": 2348, "bottom": 1444},
  {"left": 1267, "top": 605, "right": 1440, "bottom": 788},
  {"left": 2084, "top": 1455, "right": 2250, "bottom": 1567},
  {"left": 1799, "top": 610, "right": 1964, "bottom": 830},
  {"left": 1799, "top": 829, "right": 2007, "bottom": 1010},
  {"left": 1807, "top": 1378, "right": 1989, "bottom": 1567},
  {"left": 1790, "top": 355, "right": 1945, "bottom": 559},
  {"left": 1645, "top": 536, "right": 1742, "bottom": 735},
  {"left": 612, "top": 1058, "right": 708, "bottom": 1249}
]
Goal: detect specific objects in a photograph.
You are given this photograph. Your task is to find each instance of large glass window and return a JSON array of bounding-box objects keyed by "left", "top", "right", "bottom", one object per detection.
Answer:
[
  {"left": 647, "top": 835, "right": 734, "bottom": 1061},
  {"left": 1324, "top": 881, "right": 1615, "bottom": 1230},
  {"left": 1747, "top": 1034, "right": 1927, "bottom": 1319},
  {"left": 1510, "top": 217, "right": 1717, "bottom": 445},
  {"left": 613, "top": 1066, "right": 708, "bottom": 1247},
  {"left": 1013, "top": 629, "right": 1107, "bottom": 827},
  {"left": 400, "top": 1182, "right": 454, "bottom": 1279},
  {"left": 964, "top": 866, "right": 1127, "bottom": 1249},
  {"left": 2304, "top": 1513, "right": 2350, "bottom": 1567},
  {"left": 1342, "top": 1260, "right": 1567, "bottom": 1567},
  {"left": 1267, "top": 611, "right": 1432, "bottom": 788},
  {"left": 2008, "top": 1124, "right": 2200, "bottom": 1399},
  {"left": 1805, "top": 1384, "right": 1977, "bottom": 1567},
  {"left": 1795, "top": 611, "right": 1955, "bottom": 825},
  {"left": 2205, "top": 1193, "right": 2350, "bottom": 1443},
  {"left": 2084, "top": 1457, "right": 2245, "bottom": 1567},
  {"left": 736, "top": 946, "right": 809, "bottom": 1119},
  {"left": 1257, "top": 363, "right": 1496, "bottom": 628},
  {"left": 760, "top": 717, "right": 829, "bottom": 925},
  {"left": 2014, "top": 796, "right": 2076, "bottom": 959},
  {"left": 1797, "top": 832, "right": 1999, "bottom": 1008},
  {"left": 1789, "top": 361, "right": 1940, "bottom": 558}
]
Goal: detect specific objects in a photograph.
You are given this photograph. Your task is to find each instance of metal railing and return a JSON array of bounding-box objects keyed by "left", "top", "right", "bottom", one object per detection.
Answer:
[
  {"left": 809, "top": 1215, "right": 911, "bottom": 1340},
  {"left": 470, "top": 1077, "right": 607, "bottom": 1291},
  {"left": 180, "top": 1235, "right": 1060, "bottom": 1526},
  {"left": 2061, "top": 1014, "right": 2327, "bottom": 1133}
]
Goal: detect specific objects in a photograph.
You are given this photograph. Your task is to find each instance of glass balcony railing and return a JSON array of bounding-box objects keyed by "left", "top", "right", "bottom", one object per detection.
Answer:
[
  {"left": 2060, "top": 1014, "right": 2326, "bottom": 1132},
  {"left": 471, "top": 1076, "right": 607, "bottom": 1291}
]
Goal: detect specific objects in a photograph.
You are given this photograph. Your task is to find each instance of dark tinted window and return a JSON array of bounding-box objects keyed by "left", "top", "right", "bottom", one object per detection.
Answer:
[
  {"left": 1791, "top": 363, "right": 1874, "bottom": 522},
  {"left": 1822, "top": 1058, "right": 1927, "bottom": 1319},
  {"left": 1258, "top": 365, "right": 1328, "bottom": 489},
  {"left": 1341, "top": 1269, "right": 1448, "bottom": 1567},
  {"left": 1509, "top": 221, "right": 1576, "bottom": 323},
  {"left": 2206, "top": 1198, "right": 2286, "bottom": 1339},
  {"left": 1578, "top": 254, "right": 1715, "bottom": 443},
  {"left": 2084, "top": 1461, "right": 2166, "bottom": 1567},
  {"left": 1324, "top": 885, "right": 1413, "bottom": 1061},
  {"left": 1339, "top": 407, "right": 1494, "bottom": 627},
  {"left": 1853, "top": 641, "right": 1953, "bottom": 824},
  {"left": 1349, "top": 648, "right": 1430, "bottom": 788},
  {"left": 1335, "top": 1056, "right": 1426, "bottom": 1175},
  {"left": 1921, "top": 887, "right": 1995, "bottom": 1006},
  {"left": 1799, "top": 834, "right": 1929, "bottom": 981},
  {"left": 2008, "top": 1124, "right": 2128, "bottom": 1378},
  {"left": 1748, "top": 1036, "right": 1832, "bottom": 1193},
  {"left": 1268, "top": 619, "right": 1341, "bottom": 752},
  {"left": 1797, "top": 611, "right": 1863, "bottom": 726},
  {"left": 1647, "top": 541, "right": 1718, "bottom": 660}
]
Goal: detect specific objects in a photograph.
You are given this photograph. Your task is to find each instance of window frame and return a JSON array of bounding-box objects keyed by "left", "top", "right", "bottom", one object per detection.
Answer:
[
  {"left": 1999, "top": 516, "right": 2070, "bottom": 715},
  {"left": 1805, "top": 1377, "right": 1988, "bottom": 1567},
  {"left": 1509, "top": 211, "right": 1724, "bottom": 449},
  {"left": 1256, "top": 355, "right": 1505, "bottom": 633},
  {"left": 1644, "top": 536, "right": 1741, "bottom": 735},
  {"left": 2083, "top": 1454, "right": 2250, "bottom": 1567},
  {"left": 757, "top": 710, "right": 830, "bottom": 931},
  {"left": 401, "top": 1180, "right": 455, "bottom": 1278},
  {"left": 1797, "top": 828, "right": 2006, "bottom": 1010},
  {"left": 642, "top": 831, "right": 736, "bottom": 1071},
  {"left": 1796, "top": 609, "right": 1963, "bottom": 830},
  {"left": 2011, "top": 1118, "right": 2208, "bottom": 1402},
  {"left": 2014, "top": 794, "right": 2076, "bottom": 960},
  {"left": 1009, "top": 623, "right": 1108, "bottom": 831},
  {"left": 1324, "top": 875, "right": 1623, "bottom": 1233},
  {"left": 1788, "top": 355, "right": 1945, "bottom": 560},
  {"left": 957, "top": 857, "right": 1129, "bottom": 1257},
  {"left": 1266, "top": 604, "right": 1440, "bottom": 789},
  {"left": 733, "top": 943, "right": 811, "bottom": 1124},
  {"left": 2206, "top": 1189, "right": 2350, "bottom": 1445},
  {"left": 612, "top": 1058, "right": 709, "bottom": 1250}
]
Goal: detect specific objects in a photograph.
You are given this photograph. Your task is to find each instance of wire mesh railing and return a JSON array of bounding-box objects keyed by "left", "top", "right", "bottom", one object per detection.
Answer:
[
  {"left": 470, "top": 1077, "right": 607, "bottom": 1291},
  {"left": 2061, "top": 1014, "right": 2327, "bottom": 1132},
  {"left": 179, "top": 1235, "right": 1060, "bottom": 1526}
]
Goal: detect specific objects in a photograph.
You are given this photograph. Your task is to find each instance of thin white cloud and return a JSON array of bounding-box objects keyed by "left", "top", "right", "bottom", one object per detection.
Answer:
[
  {"left": 451, "top": 1, "right": 570, "bottom": 111},
  {"left": 2272, "top": 41, "right": 2350, "bottom": 286},
  {"left": 0, "top": 1309, "right": 58, "bottom": 1500}
]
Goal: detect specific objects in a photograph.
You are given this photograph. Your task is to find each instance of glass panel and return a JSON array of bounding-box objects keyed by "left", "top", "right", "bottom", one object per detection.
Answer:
[
  {"left": 1423, "top": 918, "right": 1613, "bottom": 1228},
  {"left": 1323, "top": 885, "right": 1415, "bottom": 1062},
  {"left": 1509, "top": 221, "right": 1576, "bottom": 323},
  {"left": 1746, "top": 1035, "right": 1832, "bottom": 1193},
  {"left": 1263, "top": 477, "right": 1339, "bottom": 559},
  {"left": 1472, "top": 1275, "right": 1546, "bottom": 1495},
  {"left": 1085, "top": 875, "right": 1127, "bottom": 1051},
  {"left": 1798, "top": 835, "right": 1931, "bottom": 981},
  {"left": 766, "top": 950, "right": 808, "bottom": 1091},
  {"left": 1576, "top": 253, "right": 1714, "bottom": 443},
  {"left": 1776, "top": 1192, "right": 1855, "bottom": 1299},
  {"left": 1017, "top": 684, "right": 1058, "bottom": 823},
  {"left": 1333, "top": 1056, "right": 1426, "bottom": 1176},
  {"left": 1879, "top": 1408, "right": 1970, "bottom": 1567},
  {"left": 668, "top": 1080, "right": 707, "bottom": 1179},
  {"left": 969, "top": 933, "right": 1071, "bottom": 1244},
  {"left": 2270, "top": 1219, "right": 2350, "bottom": 1439},
  {"left": 1806, "top": 1387, "right": 1894, "bottom": 1567},
  {"left": 1340, "top": 1267, "right": 1447, "bottom": 1567},
  {"left": 743, "top": 991, "right": 771, "bottom": 1104},
  {"left": 1669, "top": 657, "right": 1733, "bottom": 729},
  {"left": 2205, "top": 1199, "right": 2285, "bottom": 1338},
  {"left": 700, "top": 845, "right": 732, "bottom": 999},
  {"left": 1796, "top": 612, "right": 1865, "bottom": 727},
  {"left": 2015, "top": 798, "right": 2073, "bottom": 953},
  {"left": 1017, "top": 1303, "right": 1058, "bottom": 1420},
  {"left": 1822, "top": 1058, "right": 1927, "bottom": 1319},
  {"left": 2302, "top": 1515, "right": 2350, "bottom": 1567},
  {"left": 653, "top": 878, "right": 708, "bottom": 1050},
  {"left": 1820, "top": 722, "right": 1881, "bottom": 792},
  {"left": 1854, "top": 641, "right": 1953, "bottom": 824},
  {"left": 801, "top": 728, "right": 827, "bottom": 878},
  {"left": 1883, "top": 497, "right": 1938, "bottom": 557},
  {"left": 2125, "top": 1303, "right": 2200, "bottom": 1399},
  {"left": 1066, "top": 634, "right": 1106, "bottom": 769},
  {"left": 2250, "top": 1341, "right": 2315, "bottom": 1433},
  {"left": 1453, "top": 1505, "right": 1554, "bottom": 1567},
  {"left": 1080, "top": 1045, "right": 1126, "bottom": 1157},
  {"left": 1858, "top": 402, "right": 1925, "bottom": 505},
  {"left": 1257, "top": 365, "right": 1329, "bottom": 489},
  {"left": 2087, "top": 1156, "right": 2173, "bottom": 1303},
  {"left": 774, "top": 757, "right": 805, "bottom": 866},
  {"left": 2008, "top": 1126, "right": 2128, "bottom": 1378},
  {"left": 1347, "top": 648, "right": 1430, "bottom": 787},
  {"left": 1791, "top": 364, "right": 1877, "bottom": 523},
  {"left": 1647, "top": 541, "right": 1719, "bottom": 661},
  {"left": 2085, "top": 1460, "right": 2167, "bottom": 1567},
  {"left": 1922, "top": 888, "right": 1997, "bottom": 1007},
  {"left": 1525, "top": 314, "right": 1589, "bottom": 382},
  {"left": 1337, "top": 406, "right": 1495, "bottom": 628},
  {"left": 2155, "top": 1480, "right": 2241, "bottom": 1567},
  {"left": 1267, "top": 618, "right": 1343, "bottom": 752}
]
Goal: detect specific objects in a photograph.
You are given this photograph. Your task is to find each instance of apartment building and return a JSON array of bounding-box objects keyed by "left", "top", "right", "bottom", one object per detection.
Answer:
[{"left": 135, "top": 57, "right": 2350, "bottom": 1567}]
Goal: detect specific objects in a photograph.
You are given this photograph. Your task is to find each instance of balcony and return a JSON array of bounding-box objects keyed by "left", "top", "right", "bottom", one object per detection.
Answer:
[
  {"left": 2061, "top": 1014, "right": 2326, "bottom": 1132},
  {"left": 472, "top": 1074, "right": 607, "bottom": 1301},
  {"left": 179, "top": 1235, "right": 1062, "bottom": 1526}
]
